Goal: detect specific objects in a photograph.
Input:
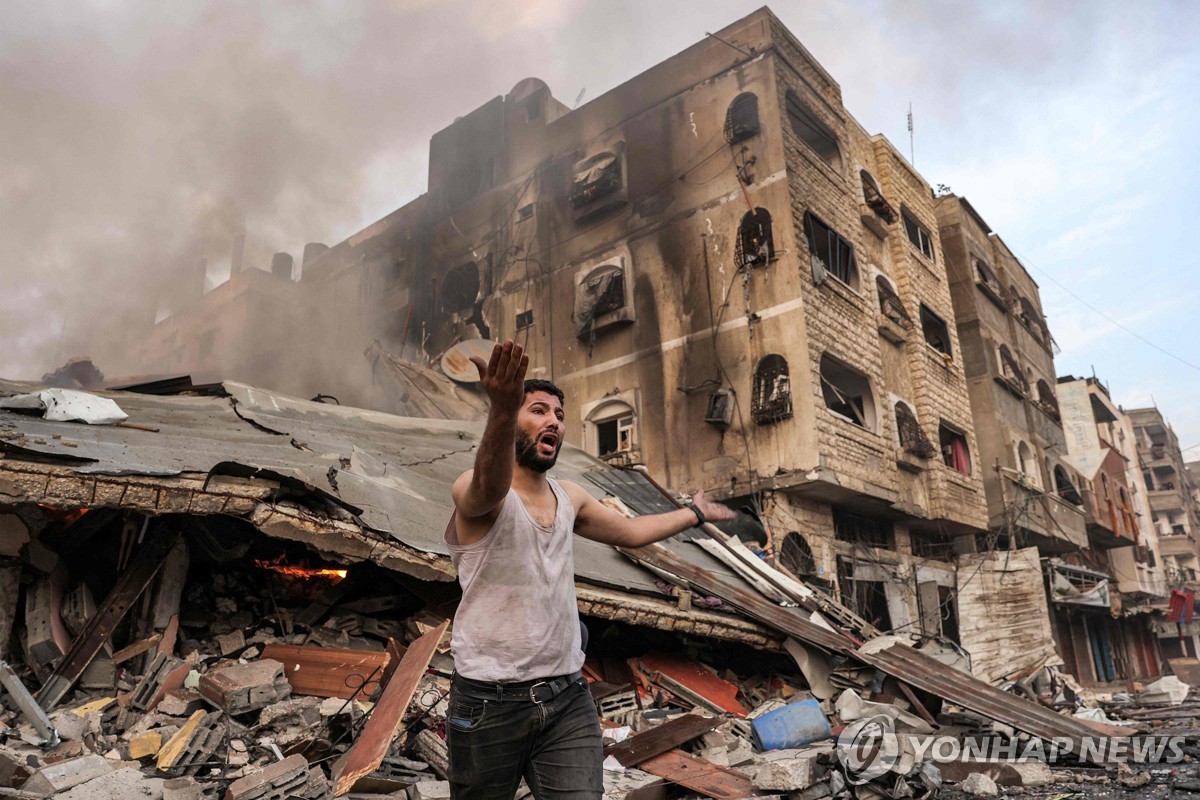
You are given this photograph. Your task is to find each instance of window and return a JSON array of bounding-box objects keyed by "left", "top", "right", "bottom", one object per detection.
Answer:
[
  {"left": 998, "top": 345, "right": 1028, "bottom": 393},
  {"left": 587, "top": 399, "right": 637, "bottom": 461},
  {"left": 516, "top": 309, "right": 534, "bottom": 331},
  {"left": 573, "top": 261, "right": 631, "bottom": 342},
  {"left": 569, "top": 152, "right": 622, "bottom": 208},
  {"left": 919, "top": 304, "right": 952, "bottom": 358},
  {"left": 895, "top": 402, "right": 935, "bottom": 459},
  {"left": 876, "top": 275, "right": 911, "bottom": 328},
  {"left": 1017, "top": 297, "right": 1050, "bottom": 346},
  {"left": 1055, "top": 465, "right": 1084, "bottom": 506},
  {"left": 1037, "top": 379, "right": 1060, "bottom": 420},
  {"left": 939, "top": 423, "right": 971, "bottom": 475},
  {"left": 704, "top": 388, "right": 734, "bottom": 428},
  {"left": 820, "top": 354, "right": 875, "bottom": 430},
  {"left": 442, "top": 262, "right": 480, "bottom": 314},
  {"left": 736, "top": 208, "right": 775, "bottom": 267},
  {"left": 834, "top": 509, "right": 894, "bottom": 549},
  {"left": 901, "top": 206, "right": 935, "bottom": 261},
  {"left": 1017, "top": 441, "right": 1040, "bottom": 487},
  {"left": 724, "top": 93, "right": 759, "bottom": 144},
  {"left": 911, "top": 531, "right": 955, "bottom": 561},
  {"left": 803, "top": 211, "right": 858, "bottom": 287},
  {"left": 517, "top": 203, "right": 534, "bottom": 221},
  {"left": 974, "top": 258, "right": 1006, "bottom": 305},
  {"left": 752, "top": 354, "right": 792, "bottom": 424},
  {"left": 779, "top": 532, "right": 817, "bottom": 578},
  {"left": 525, "top": 95, "right": 542, "bottom": 122},
  {"left": 860, "top": 170, "right": 896, "bottom": 223},
  {"left": 785, "top": 90, "right": 841, "bottom": 170}
]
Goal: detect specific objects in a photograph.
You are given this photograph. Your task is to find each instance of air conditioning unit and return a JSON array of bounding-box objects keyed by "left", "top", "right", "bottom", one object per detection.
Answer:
[{"left": 705, "top": 389, "right": 734, "bottom": 429}]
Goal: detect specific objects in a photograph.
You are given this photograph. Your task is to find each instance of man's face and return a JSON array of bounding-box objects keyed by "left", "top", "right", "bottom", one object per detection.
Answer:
[{"left": 515, "top": 391, "right": 565, "bottom": 473}]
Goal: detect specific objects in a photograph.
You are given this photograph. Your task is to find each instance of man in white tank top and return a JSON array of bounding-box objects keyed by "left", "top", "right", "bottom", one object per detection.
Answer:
[{"left": 444, "top": 340, "right": 734, "bottom": 799}]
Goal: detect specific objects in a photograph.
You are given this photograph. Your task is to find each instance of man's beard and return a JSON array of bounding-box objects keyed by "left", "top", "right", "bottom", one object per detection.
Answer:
[{"left": 515, "top": 430, "right": 559, "bottom": 473}]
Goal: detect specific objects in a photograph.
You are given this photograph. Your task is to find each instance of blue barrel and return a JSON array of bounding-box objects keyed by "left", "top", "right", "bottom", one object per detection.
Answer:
[{"left": 750, "top": 699, "right": 832, "bottom": 751}]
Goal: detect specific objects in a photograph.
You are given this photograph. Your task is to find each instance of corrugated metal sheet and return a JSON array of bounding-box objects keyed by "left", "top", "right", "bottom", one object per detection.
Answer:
[
  {"left": 0, "top": 379, "right": 737, "bottom": 596},
  {"left": 956, "top": 548, "right": 1062, "bottom": 683}
]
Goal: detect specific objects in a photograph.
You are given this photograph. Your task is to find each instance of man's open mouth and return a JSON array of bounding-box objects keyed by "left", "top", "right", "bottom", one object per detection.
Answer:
[{"left": 537, "top": 432, "right": 559, "bottom": 451}]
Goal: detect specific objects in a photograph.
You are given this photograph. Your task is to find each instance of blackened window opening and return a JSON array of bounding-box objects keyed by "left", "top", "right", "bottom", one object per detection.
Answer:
[
  {"left": 876, "top": 276, "right": 911, "bottom": 328},
  {"left": 1037, "top": 379, "right": 1060, "bottom": 419},
  {"left": 779, "top": 532, "right": 816, "bottom": 578},
  {"left": 820, "top": 354, "right": 872, "bottom": 428},
  {"left": 920, "top": 304, "right": 952, "bottom": 357},
  {"left": 516, "top": 309, "right": 534, "bottom": 331},
  {"left": 834, "top": 510, "right": 895, "bottom": 549},
  {"left": 752, "top": 354, "right": 792, "bottom": 424},
  {"left": 1055, "top": 466, "right": 1084, "bottom": 506},
  {"left": 785, "top": 90, "right": 841, "bottom": 170},
  {"left": 569, "top": 153, "right": 622, "bottom": 208},
  {"left": 911, "top": 531, "right": 955, "bottom": 561},
  {"left": 724, "top": 93, "right": 760, "bottom": 144},
  {"left": 998, "top": 345, "right": 1028, "bottom": 393},
  {"left": 896, "top": 403, "right": 936, "bottom": 458},
  {"left": 804, "top": 211, "right": 858, "bottom": 287},
  {"left": 441, "top": 262, "right": 480, "bottom": 314},
  {"left": 736, "top": 208, "right": 775, "bottom": 268}
]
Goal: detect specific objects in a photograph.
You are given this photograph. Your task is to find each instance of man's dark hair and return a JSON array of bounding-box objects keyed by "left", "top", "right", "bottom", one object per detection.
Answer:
[{"left": 524, "top": 379, "right": 565, "bottom": 405}]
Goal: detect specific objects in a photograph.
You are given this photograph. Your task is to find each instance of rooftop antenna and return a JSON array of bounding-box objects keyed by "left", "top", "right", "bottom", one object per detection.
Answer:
[
  {"left": 907, "top": 102, "right": 915, "bottom": 165},
  {"left": 573, "top": 88, "right": 586, "bottom": 109}
]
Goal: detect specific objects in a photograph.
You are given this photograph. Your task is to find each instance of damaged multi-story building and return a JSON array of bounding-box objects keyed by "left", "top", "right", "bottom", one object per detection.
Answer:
[
  {"left": 935, "top": 196, "right": 1164, "bottom": 687},
  {"left": 279, "top": 8, "right": 1000, "bottom": 648},
  {"left": 1128, "top": 406, "right": 1200, "bottom": 658}
]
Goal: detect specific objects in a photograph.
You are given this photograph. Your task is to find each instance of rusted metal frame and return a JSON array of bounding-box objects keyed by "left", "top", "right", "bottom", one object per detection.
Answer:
[
  {"left": 638, "top": 750, "right": 753, "bottom": 800},
  {"left": 604, "top": 713, "right": 722, "bottom": 767},
  {"left": 35, "top": 524, "right": 180, "bottom": 711},
  {"left": 621, "top": 467, "right": 878, "bottom": 639}
]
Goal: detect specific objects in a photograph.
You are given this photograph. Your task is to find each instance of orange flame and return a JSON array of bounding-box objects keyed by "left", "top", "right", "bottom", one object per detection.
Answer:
[{"left": 254, "top": 557, "right": 347, "bottom": 581}]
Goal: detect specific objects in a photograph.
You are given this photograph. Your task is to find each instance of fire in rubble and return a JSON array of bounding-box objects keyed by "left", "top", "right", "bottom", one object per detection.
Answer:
[{"left": 253, "top": 555, "right": 348, "bottom": 581}]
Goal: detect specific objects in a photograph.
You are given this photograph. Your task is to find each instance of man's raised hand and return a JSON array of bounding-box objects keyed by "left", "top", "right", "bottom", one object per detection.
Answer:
[
  {"left": 470, "top": 340, "right": 529, "bottom": 417},
  {"left": 691, "top": 490, "right": 736, "bottom": 523}
]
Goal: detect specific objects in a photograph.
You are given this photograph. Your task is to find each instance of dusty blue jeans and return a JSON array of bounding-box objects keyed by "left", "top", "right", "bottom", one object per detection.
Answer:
[{"left": 446, "top": 675, "right": 603, "bottom": 799}]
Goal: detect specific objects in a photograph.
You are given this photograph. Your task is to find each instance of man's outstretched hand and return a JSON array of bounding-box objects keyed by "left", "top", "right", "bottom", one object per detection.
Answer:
[
  {"left": 470, "top": 340, "right": 529, "bottom": 417},
  {"left": 691, "top": 490, "right": 736, "bottom": 523}
]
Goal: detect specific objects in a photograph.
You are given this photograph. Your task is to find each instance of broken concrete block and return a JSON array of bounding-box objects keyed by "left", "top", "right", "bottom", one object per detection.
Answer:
[
  {"left": 959, "top": 772, "right": 999, "bottom": 797},
  {"left": 57, "top": 766, "right": 164, "bottom": 800},
  {"left": 157, "top": 688, "right": 205, "bottom": 718},
  {"left": 129, "top": 730, "right": 163, "bottom": 760},
  {"left": 409, "top": 780, "right": 452, "bottom": 800},
  {"left": 199, "top": 659, "right": 290, "bottom": 715},
  {"left": 25, "top": 572, "right": 69, "bottom": 664},
  {"left": 47, "top": 708, "right": 97, "bottom": 742},
  {"left": 132, "top": 653, "right": 191, "bottom": 712},
  {"left": 21, "top": 754, "right": 115, "bottom": 797},
  {"left": 222, "top": 754, "right": 321, "bottom": 800},
  {"left": 216, "top": 630, "right": 245, "bottom": 656},
  {"left": 749, "top": 748, "right": 825, "bottom": 791}
]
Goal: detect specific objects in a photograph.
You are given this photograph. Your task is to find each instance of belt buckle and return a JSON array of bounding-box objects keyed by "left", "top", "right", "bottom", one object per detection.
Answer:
[{"left": 528, "top": 681, "right": 551, "bottom": 704}]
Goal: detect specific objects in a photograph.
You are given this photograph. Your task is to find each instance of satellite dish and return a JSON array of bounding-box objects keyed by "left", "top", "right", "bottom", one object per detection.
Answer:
[{"left": 441, "top": 339, "right": 499, "bottom": 383}]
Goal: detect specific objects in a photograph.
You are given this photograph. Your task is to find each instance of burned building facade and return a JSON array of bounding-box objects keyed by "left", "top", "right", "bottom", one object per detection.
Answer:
[{"left": 293, "top": 9, "right": 991, "bottom": 641}]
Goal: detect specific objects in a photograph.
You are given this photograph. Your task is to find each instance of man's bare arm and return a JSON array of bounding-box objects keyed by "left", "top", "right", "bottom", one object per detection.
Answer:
[
  {"left": 565, "top": 483, "right": 735, "bottom": 547},
  {"left": 451, "top": 340, "right": 529, "bottom": 519}
]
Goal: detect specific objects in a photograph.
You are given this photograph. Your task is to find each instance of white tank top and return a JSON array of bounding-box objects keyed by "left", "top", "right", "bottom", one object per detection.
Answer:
[{"left": 445, "top": 479, "right": 585, "bottom": 681}]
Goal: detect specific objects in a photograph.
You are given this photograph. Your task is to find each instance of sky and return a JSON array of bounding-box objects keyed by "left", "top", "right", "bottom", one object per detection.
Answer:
[{"left": 1, "top": 0, "right": 1197, "bottom": 453}]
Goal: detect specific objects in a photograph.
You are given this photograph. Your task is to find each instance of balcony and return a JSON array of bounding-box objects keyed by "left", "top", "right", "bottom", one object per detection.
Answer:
[{"left": 1149, "top": 489, "right": 1186, "bottom": 514}]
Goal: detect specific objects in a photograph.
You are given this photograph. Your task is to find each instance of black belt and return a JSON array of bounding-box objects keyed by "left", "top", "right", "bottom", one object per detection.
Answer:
[{"left": 452, "top": 671, "right": 584, "bottom": 703}]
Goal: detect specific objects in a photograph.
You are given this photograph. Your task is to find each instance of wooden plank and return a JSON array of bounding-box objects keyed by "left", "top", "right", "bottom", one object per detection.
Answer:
[
  {"left": 329, "top": 620, "right": 449, "bottom": 796},
  {"left": 112, "top": 634, "right": 161, "bottom": 664},
  {"left": 261, "top": 643, "right": 392, "bottom": 700},
  {"left": 604, "top": 713, "right": 721, "bottom": 767},
  {"left": 638, "top": 750, "right": 753, "bottom": 799}
]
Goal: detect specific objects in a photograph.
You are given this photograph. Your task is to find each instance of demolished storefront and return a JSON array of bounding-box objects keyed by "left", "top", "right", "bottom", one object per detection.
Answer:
[{"left": 0, "top": 380, "right": 1150, "bottom": 797}]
